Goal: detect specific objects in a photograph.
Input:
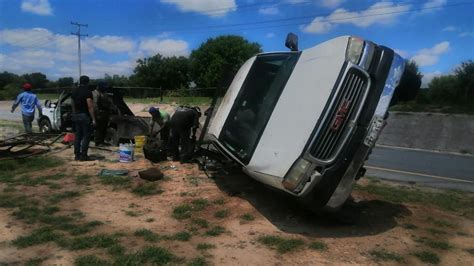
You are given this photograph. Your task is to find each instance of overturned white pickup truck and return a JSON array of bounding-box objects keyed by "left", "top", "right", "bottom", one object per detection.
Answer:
[{"left": 207, "top": 35, "right": 406, "bottom": 211}]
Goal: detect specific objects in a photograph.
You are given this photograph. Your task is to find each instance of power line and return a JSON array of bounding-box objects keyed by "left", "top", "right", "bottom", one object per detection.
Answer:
[{"left": 71, "top": 22, "right": 88, "bottom": 80}]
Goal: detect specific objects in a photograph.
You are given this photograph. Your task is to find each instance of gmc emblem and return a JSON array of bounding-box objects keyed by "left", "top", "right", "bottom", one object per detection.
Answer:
[{"left": 331, "top": 100, "right": 351, "bottom": 132}]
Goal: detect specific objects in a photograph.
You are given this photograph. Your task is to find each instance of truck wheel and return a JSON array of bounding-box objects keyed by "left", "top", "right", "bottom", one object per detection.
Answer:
[{"left": 39, "top": 118, "right": 52, "bottom": 133}]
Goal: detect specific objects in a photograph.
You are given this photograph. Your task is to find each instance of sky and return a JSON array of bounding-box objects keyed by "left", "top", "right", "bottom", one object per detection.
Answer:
[{"left": 0, "top": 0, "right": 473, "bottom": 86}]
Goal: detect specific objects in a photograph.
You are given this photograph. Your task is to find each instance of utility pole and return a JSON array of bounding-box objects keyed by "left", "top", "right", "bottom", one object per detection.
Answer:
[{"left": 70, "top": 22, "right": 88, "bottom": 81}]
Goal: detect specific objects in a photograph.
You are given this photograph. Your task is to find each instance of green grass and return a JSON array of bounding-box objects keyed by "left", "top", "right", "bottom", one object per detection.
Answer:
[
  {"left": 240, "top": 213, "right": 255, "bottom": 221},
  {"left": 369, "top": 249, "right": 403, "bottom": 262},
  {"left": 205, "top": 226, "right": 225, "bottom": 237},
  {"left": 146, "top": 218, "right": 155, "bottom": 223},
  {"left": 125, "top": 96, "right": 212, "bottom": 106},
  {"left": 172, "top": 204, "right": 193, "bottom": 220},
  {"left": 125, "top": 210, "right": 142, "bottom": 217},
  {"left": 74, "top": 255, "right": 110, "bottom": 266},
  {"left": 187, "top": 176, "right": 201, "bottom": 186},
  {"left": 172, "top": 231, "right": 192, "bottom": 241},
  {"left": 131, "top": 182, "right": 163, "bottom": 196},
  {"left": 25, "top": 257, "right": 47, "bottom": 266},
  {"left": 426, "top": 217, "right": 456, "bottom": 228},
  {"left": 196, "top": 243, "right": 216, "bottom": 250},
  {"left": 114, "top": 246, "right": 176, "bottom": 265},
  {"left": 187, "top": 257, "right": 208, "bottom": 266},
  {"left": 412, "top": 251, "right": 440, "bottom": 264},
  {"left": 354, "top": 182, "right": 474, "bottom": 217},
  {"left": 14, "top": 173, "right": 66, "bottom": 187},
  {"left": 213, "top": 198, "right": 225, "bottom": 205},
  {"left": 258, "top": 235, "right": 305, "bottom": 254},
  {"left": 426, "top": 228, "right": 447, "bottom": 235},
  {"left": 214, "top": 209, "right": 229, "bottom": 218},
  {"left": 48, "top": 191, "right": 81, "bottom": 203},
  {"left": 308, "top": 241, "right": 327, "bottom": 251},
  {"left": 13, "top": 227, "right": 62, "bottom": 248},
  {"left": 66, "top": 234, "right": 118, "bottom": 250},
  {"left": 0, "top": 157, "right": 64, "bottom": 179},
  {"left": 401, "top": 223, "right": 418, "bottom": 230},
  {"left": 192, "top": 218, "right": 209, "bottom": 228},
  {"left": 416, "top": 237, "right": 453, "bottom": 250},
  {"left": 107, "top": 244, "right": 126, "bottom": 256},
  {"left": 191, "top": 198, "right": 209, "bottom": 211},
  {"left": 99, "top": 175, "right": 131, "bottom": 188},
  {"left": 134, "top": 228, "right": 160, "bottom": 242},
  {"left": 75, "top": 174, "right": 92, "bottom": 185},
  {"left": 465, "top": 248, "right": 474, "bottom": 255}
]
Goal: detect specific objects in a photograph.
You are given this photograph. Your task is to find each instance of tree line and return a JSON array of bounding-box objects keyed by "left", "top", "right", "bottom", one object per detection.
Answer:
[{"left": 0, "top": 35, "right": 261, "bottom": 100}]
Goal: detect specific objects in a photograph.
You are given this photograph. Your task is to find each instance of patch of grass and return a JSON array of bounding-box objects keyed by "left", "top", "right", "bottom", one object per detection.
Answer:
[
  {"left": 48, "top": 183, "right": 62, "bottom": 189},
  {"left": 172, "top": 204, "right": 193, "bottom": 220},
  {"left": 134, "top": 229, "right": 159, "bottom": 242},
  {"left": 205, "top": 226, "right": 225, "bottom": 237},
  {"left": 70, "top": 210, "right": 85, "bottom": 218},
  {"left": 187, "top": 176, "right": 200, "bottom": 186},
  {"left": 240, "top": 213, "right": 255, "bottom": 221},
  {"left": 214, "top": 209, "right": 229, "bottom": 218},
  {"left": 129, "top": 203, "right": 139, "bottom": 208},
  {"left": 146, "top": 218, "right": 155, "bottom": 223},
  {"left": 67, "top": 234, "right": 118, "bottom": 250},
  {"left": 192, "top": 218, "right": 209, "bottom": 228},
  {"left": 187, "top": 257, "right": 208, "bottom": 266},
  {"left": 131, "top": 182, "right": 163, "bottom": 196},
  {"left": 75, "top": 174, "right": 91, "bottom": 185},
  {"left": 308, "top": 241, "right": 327, "bottom": 251},
  {"left": 99, "top": 175, "right": 131, "bottom": 188},
  {"left": 354, "top": 183, "right": 474, "bottom": 217},
  {"left": 107, "top": 244, "right": 126, "bottom": 256},
  {"left": 69, "top": 221, "right": 104, "bottom": 235},
  {"left": 13, "top": 227, "right": 62, "bottom": 248},
  {"left": 0, "top": 156, "right": 64, "bottom": 179},
  {"left": 25, "top": 257, "right": 47, "bottom": 266},
  {"left": 124, "top": 210, "right": 141, "bottom": 217},
  {"left": 369, "top": 249, "right": 403, "bottom": 262},
  {"left": 3, "top": 186, "right": 17, "bottom": 193},
  {"left": 213, "top": 198, "right": 225, "bottom": 205},
  {"left": 114, "top": 246, "right": 175, "bottom": 265},
  {"left": 196, "top": 243, "right": 215, "bottom": 250},
  {"left": 426, "top": 228, "right": 447, "bottom": 235},
  {"left": 74, "top": 255, "right": 110, "bottom": 266},
  {"left": 457, "top": 231, "right": 469, "bottom": 236},
  {"left": 426, "top": 217, "right": 455, "bottom": 228},
  {"left": 411, "top": 251, "right": 440, "bottom": 264},
  {"left": 172, "top": 231, "right": 191, "bottom": 241},
  {"left": 48, "top": 191, "right": 81, "bottom": 204},
  {"left": 191, "top": 198, "right": 209, "bottom": 211},
  {"left": 401, "top": 223, "right": 418, "bottom": 229},
  {"left": 465, "top": 248, "right": 474, "bottom": 255},
  {"left": 416, "top": 237, "right": 453, "bottom": 250},
  {"left": 258, "top": 235, "right": 305, "bottom": 254}
]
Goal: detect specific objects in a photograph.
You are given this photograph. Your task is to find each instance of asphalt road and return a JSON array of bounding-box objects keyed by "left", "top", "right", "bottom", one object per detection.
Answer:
[{"left": 367, "top": 145, "right": 474, "bottom": 192}]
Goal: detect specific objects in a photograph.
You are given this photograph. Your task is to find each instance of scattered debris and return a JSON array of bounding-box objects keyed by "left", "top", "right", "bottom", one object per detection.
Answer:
[
  {"left": 138, "top": 168, "right": 164, "bottom": 181},
  {"left": 98, "top": 169, "right": 129, "bottom": 176}
]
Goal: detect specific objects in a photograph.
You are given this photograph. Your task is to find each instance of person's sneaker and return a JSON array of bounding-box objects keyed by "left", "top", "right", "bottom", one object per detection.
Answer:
[
  {"left": 74, "top": 155, "right": 81, "bottom": 161},
  {"left": 80, "top": 155, "right": 94, "bottom": 161}
]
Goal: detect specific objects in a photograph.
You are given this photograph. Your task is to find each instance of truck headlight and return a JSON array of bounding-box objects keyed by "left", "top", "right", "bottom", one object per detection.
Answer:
[
  {"left": 346, "top": 37, "right": 364, "bottom": 65},
  {"left": 282, "top": 158, "right": 311, "bottom": 192}
]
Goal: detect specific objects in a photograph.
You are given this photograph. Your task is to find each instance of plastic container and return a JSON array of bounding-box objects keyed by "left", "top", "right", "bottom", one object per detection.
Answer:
[
  {"left": 119, "top": 143, "right": 135, "bottom": 163},
  {"left": 134, "top": 135, "right": 146, "bottom": 154}
]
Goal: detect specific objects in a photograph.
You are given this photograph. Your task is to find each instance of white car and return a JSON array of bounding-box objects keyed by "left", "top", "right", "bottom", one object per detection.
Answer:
[{"left": 207, "top": 36, "right": 406, "bottom": 210}]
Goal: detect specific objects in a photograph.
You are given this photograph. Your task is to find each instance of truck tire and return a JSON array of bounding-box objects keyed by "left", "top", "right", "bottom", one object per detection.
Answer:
[{"left": 39, "top": 118, "right": 52, "bottom": 133}]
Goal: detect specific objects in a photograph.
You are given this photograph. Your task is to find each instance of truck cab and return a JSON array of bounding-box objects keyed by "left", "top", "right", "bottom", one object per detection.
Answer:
[{"left": 207, "top": 36, "right": 406, "bottom": 210}]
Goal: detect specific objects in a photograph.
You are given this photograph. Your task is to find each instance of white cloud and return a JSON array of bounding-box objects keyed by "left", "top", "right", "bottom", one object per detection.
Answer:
[
  {"left": 259, "top": 6, "right": 279, "bottom": 15},
  {"left": 411, "top": 41, "right": 450, "bottom": 67},
  {"left": 422, "top": 0, "right": 446, "bottom": 12},
  {"left": 21, "top": 0, "right": 53, "bottom": 15},
  {"left": 394, "top": 49, "right": 409, "bottom": 58},
  {"left": 301, "top": 1, "right": 411, "bottom": 34},
  {"left": 459, "top": 32, "right": 474, "bottom": 37},
  {"left": 161, "top": 0, "right": 236, "bottom": 17},
  {"left": 320, "top": 0, "right": 344, "bottom": 8},
  {"left": 442, "top": 26, "right": 457, "bottom": 32},
  {"left": 265, "top": 32, "right": 276, "bottom": 38},
  {"left": 138, "top": 38, "right": 189, "bottom": 57},
  {"left": 87, "top": 36, "right": 135, "bottom": 53},
  {"left": 421, "top": 71, "right": 443, "bottom": 87},
  {"left": 0, "top": 28, "right": 53, "bottom": 48}
]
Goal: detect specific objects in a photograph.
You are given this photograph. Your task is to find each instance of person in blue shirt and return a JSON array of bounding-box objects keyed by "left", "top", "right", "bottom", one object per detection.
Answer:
[{"left": 11, "top": 83, "right": 42, "bottom": 133}]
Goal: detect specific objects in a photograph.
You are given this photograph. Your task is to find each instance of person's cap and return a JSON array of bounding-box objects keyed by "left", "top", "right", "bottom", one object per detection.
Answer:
[
  {"left": 148, "top": 106, "right": 159, "bottom": 114},
  {"left": 22, "top": 83, "right": 32, "bottom": 90},
  {"left": 79, "top": 75, "right": 90, "bottom": 85}
]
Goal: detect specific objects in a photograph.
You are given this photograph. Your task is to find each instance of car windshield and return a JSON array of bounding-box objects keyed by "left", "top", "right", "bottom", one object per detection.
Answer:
[{"left": 219, "top": 52, "right": 300, "bottom": 164}]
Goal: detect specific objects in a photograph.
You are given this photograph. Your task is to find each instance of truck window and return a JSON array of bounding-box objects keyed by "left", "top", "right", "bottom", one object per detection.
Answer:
[{"left": 219, "top": 52, "right": 300, "bottom": 164}]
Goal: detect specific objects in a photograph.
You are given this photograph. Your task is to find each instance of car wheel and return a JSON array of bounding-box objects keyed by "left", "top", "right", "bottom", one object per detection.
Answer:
[{"left": 39, "top": 118, "right": 52, "bottom": 133}]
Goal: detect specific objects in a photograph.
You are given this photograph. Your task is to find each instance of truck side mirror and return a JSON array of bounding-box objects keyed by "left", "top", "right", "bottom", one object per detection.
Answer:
[{"left": 285, "top": 32, "right": 298, "bottom": 51}]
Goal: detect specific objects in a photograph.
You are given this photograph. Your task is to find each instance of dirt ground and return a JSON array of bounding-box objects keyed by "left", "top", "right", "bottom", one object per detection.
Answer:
[{"left": 0, "top": 144, "right": 473, "bottom": 265}]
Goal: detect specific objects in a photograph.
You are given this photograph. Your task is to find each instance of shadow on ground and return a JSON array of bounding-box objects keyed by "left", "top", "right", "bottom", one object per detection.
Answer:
[{"left": 211, "top": 168, "right": 411, "bottom": 238}]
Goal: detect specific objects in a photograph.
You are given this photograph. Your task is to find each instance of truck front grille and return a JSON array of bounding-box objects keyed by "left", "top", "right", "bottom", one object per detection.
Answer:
[{"left": 309, "top": 67, "right": 369, "bottom": 162}]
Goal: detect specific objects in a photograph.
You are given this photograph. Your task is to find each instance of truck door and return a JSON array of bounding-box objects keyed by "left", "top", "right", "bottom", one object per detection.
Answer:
[{"left": 53, "top": 91, "right": 64, "bottom": 130}]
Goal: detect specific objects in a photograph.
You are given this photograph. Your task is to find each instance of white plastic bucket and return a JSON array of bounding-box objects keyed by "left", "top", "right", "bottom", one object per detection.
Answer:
[{"left": 119, "top": 143, "right": 135, "bottom": 163}]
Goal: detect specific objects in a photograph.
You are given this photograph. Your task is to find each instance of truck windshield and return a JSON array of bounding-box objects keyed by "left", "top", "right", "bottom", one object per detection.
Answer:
[{"left": 219, "top": 52, "right": 300, "bottom": 164}]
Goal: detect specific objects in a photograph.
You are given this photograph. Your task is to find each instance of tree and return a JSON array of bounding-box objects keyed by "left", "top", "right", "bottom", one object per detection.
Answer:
[
  {"left": 133, "top": 54, "right": 190, "bottom": 90},
  {"left": 22, "top": 72, "right": 49, "bottom": 89},
  {"left": 391, "top": 60, "right": 422, "bottom": 104},
  {"left": 453, "top": 60, "right": 474, "bottom": 103},
  {"left": 190, "top": 35, "right": 262, "bottom": 88},
  {"left": 103, "top": 74, "right": 130, "bottom": 87},
  {"left": 0, "top": 71, "right": 21, "bottom": 89},
  {"left": 57, "top": 77, "right": 74, "bottom": 87}
]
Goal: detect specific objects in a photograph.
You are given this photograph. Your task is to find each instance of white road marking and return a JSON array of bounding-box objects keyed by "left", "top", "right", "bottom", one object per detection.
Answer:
[{"left": 365, "top": 165, "right": 474, "bottom": 184}]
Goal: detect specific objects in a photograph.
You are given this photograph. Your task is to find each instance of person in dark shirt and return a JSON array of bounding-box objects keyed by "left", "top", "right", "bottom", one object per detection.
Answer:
[
  {"left": 71, "top": 75, "right": 96, "bottom": 161},
  {"left": 169, "top": 106, "right": 201, "bottom": 162}
]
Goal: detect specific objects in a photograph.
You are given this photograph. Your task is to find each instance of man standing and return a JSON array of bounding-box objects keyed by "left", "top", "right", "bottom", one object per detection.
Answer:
[
  {"left": 93, "top": 81, "right": 117, "bottom": 146},
  {"left": 169, "top": 106, "right": 201, "bottom": 162},
  {"left": 148, "top": 106, "right": 170, "bottom": 146},
  {"left": 71, "top": 75, "right": 96, "bottom": 161},
  {"left": 11, "top": 83, "right": 42, "bottom": 133}
]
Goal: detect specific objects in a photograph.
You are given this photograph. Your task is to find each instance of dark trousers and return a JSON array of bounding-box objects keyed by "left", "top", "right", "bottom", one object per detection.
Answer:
[
  {"left": 161, "top": 123, "right": 170, "bottom": 146},
  {"left": 171, "top": 126, "right": 191, "bottom": 161},
  {"left": 94, "top": 112, "right": 109, "bottom": 144},
  {"left": 22, "top": 114, "right": 34, "bottom": 133},
  {"left": 73, "top": 113, "right": 92, "bottom": 157}
]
